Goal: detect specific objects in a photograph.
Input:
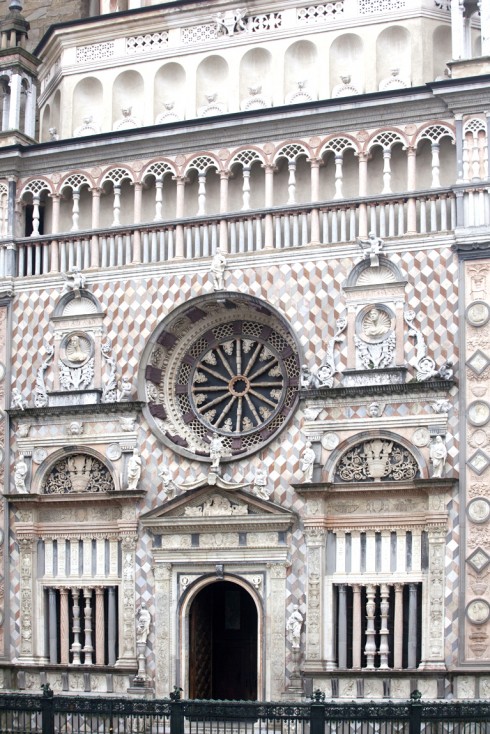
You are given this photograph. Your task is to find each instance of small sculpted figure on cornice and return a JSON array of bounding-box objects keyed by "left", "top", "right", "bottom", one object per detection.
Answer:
[
  {"left": 61, "top": 266, "right": 86, "bottom": 298},
  {"left": 14, "top": 454, "right": 28, "bottom": 493},
  {"left": 11, "top": 387, "right": 27, "bottom": 410},
  {"left": 126, "top": 448, "right": 142, "bottom": 490},
  {"left": 210, "top": 247, "right": 226, "bottom": 291},
  {"left": 214, "top": 8, "right": 247, "bottom": 35},
  {"left": 252, "top": 467, "right": 271, "bottom": 500},
  {"left": 358, "top": 231, "right": 384, "bottom": 267},
  {"left": 301, "top": 441, "right": 316, "bottom": 483},
  {"left": 430, "top": 435, "right": 447, "bottom": 478}
]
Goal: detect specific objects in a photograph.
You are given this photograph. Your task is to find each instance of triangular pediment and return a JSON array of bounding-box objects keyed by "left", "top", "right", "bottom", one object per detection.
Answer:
[{"left": 140, "top": 485, "right": 294, "bottom": 533}]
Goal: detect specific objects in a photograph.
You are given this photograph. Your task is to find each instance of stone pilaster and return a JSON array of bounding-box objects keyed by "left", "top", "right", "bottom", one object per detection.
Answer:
[
  {"left": 118, "top": 535, "right": 138, "bottom": 667},
  {"left": 154, "top": 563, "right": 172, "bottom": 697},
  {"left": 303, "top": 527, "right": 326, "bottom": 669},
  {"left": 267, "top": 562, "right": 288, "bottom": 700}
]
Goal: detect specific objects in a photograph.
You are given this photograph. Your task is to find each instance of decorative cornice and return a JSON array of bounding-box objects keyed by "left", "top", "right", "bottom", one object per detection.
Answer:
[
  {"left": 8, "top": 400, "right": 145, "bottom": 419},
  {"left": 6, "top": 489, "right": 145, "bottom": 503},
  {"left": 294, "top": 478, "right": 457, "bottom": 494},
  {"left": 299, "top": 379, "right": 454, "bottom": 400}
]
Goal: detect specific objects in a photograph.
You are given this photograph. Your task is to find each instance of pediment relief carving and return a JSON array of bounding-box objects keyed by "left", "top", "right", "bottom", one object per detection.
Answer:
[
  {"left": 183, "top": 493, "right": 249, "bottom": 517},
  {"left": 140, "top": 486, "right": 294, "bottom": 531}
]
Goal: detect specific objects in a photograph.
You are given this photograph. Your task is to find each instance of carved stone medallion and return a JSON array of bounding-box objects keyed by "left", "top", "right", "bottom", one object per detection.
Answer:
[
  {"left": 466, "top": 599, "right": 490, "bottom": 625},
  {"left": 322, "top": 432, "right": 340, "bottom": 450},
  {"left": 468, "top": 401, "right": 490, "bottom": 427},
  {"left": 467, "top": 498, "right": 490, "bottom": 524},
  {"left": 32, "top": 447, "right": 47, "bottom": 464},
  {"left": 106, "top": 443, "right": 123, "bottom": 461},
  {"left": 412, "top": 427, "right": 431, "bottom": 447},
  {"left": 467, "top": 301, "right": 490, "bottom": 328},
  {"left": 60, "top": 332, "right": 93, "bottom": 367}
]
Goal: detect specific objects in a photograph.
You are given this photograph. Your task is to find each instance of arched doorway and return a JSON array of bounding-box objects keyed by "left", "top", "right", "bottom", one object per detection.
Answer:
[{"left": 189, "top": 581, "right": 258, "bottom": 700}]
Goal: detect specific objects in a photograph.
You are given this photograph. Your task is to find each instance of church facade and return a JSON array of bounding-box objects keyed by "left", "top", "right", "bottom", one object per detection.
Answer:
[{"left": 0, "top": 0, "right": 488, "bottom": 702}]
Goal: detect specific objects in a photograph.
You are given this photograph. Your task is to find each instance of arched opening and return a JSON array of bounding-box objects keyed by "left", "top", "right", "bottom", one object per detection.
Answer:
[{"left": 188, "top": 581, "right": 258, "bottom": 700}]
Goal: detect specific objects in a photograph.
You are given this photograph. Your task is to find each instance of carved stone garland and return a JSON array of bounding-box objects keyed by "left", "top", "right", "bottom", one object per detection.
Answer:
[
  {"left": 42, "top": 455, "right": 115, "bottom": 494},
  {"left": 336, "top": 439, "right": 419, "bottom": 482}
]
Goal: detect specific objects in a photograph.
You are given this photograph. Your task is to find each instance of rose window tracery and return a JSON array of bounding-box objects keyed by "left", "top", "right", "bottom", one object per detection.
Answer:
[
  {"left": 42, "top": 455, "right": 115, "bottom": 494},
  {"left": 335, "top": 439, "right": 419, "bottom": 482},
  {"left": 142, "top": 295, "right": 301, "bottom": 461}
]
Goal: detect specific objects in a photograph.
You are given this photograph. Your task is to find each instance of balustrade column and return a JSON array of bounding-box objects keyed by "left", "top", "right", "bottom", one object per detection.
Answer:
[
  {"left": 241, "top": 166, "right": 251, "bottom": 210},
  {"left": 263, "top": 164, "right": 276, "bottom": 249},
  {"left": 333, "top": 152, "right": 344, "bottom": 200},
  {"left": 49, "top": 194, "right": 61, "bottom": 274},
  {"left": 219, "top": 171, "right": 229, "bottom": 253},
  {"left": 431, "top": 142, "right": 441, "bottom": 189},
  {"left": 357, "top": 153, "right": 368, "bottom": 237},
  {"left": 337, "top": 584, "right": 347, "bottom": 668},
  {"left": 379, "top": 584, "right": 390, "bottom": 669},
  {"left": 70, "top": 190, "right": 80, "bottom": 232},
  {"left": 197, "top": 172, "right": 206, "bottom": 215},
  {"left": 406, "top": 146, "right": 417, "bottom": 234},
  {"left": 471, "top": 135, "right": 481, "bottom": 180},
  {"left": 309, "top": 158, "right": 321, "bottom": 242},
  {"left": 111, "top": 184, "right": 121, "bottom": 227},
  {"left": 132, "top": 182, "right": 142, "bottom": 263},
  {"left": 95, "top": 587, "right": 105, "bottom": 666},
  {"left": 31, "top": 194, "right": 40, "bottom": 237},
  {"left": 382, "top": 149, "right": 392, "bottom": 194},
  {"left": 60, "top": 587, "right": 70, "bottom": 665},
  {"left": 407, "top": 583, "right": 418, "bottom": 668},
  {"left": 352, "top": 584, "right": 362, "bottom": 668},
  {"left": 154, "top": 178, "right": 164, "bottom": 221},
  {"left": 90, "top": 188, "right": 101, "bottom": 268},
  {"left": 48, "top": 588, "right": 58, "bottom": 664},
  {"left": 8, "top": 72, "right": 21, "bottom": 130},
  {"left": 71, "top": 588, "right": 82, "bottom": 665},
  {"left": 108, "top": 586, "right": 117, "bottom": 665},
  {"left": 393, "top": 583, "right": 403, "bottom": 669},
  {"left": 287, "top": 161, "right": 297, "bottom": 204},
  {"left": 173, "top": 175, "right": 187, "bottom": 259},
  {"left": 83, "top": 588, "right": 93, "bottom": 665},
  {"left": 364, "top": 584, "right": 376, "bottom": 669}
]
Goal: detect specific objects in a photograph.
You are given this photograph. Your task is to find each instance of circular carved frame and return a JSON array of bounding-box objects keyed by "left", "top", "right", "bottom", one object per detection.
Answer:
[{"left": 140, "top": 293, "right": 301, "bottom": 462}]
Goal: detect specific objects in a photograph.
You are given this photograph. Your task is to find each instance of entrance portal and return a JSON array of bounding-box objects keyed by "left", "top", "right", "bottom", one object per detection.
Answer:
[{"left": 189, "top": 581, "right": 258, "bottom": 700}]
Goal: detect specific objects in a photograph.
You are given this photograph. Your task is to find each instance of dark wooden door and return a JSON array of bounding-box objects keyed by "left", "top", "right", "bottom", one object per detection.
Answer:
[{"left": 189, "top": 582, "right": 257, "bottom": 700}]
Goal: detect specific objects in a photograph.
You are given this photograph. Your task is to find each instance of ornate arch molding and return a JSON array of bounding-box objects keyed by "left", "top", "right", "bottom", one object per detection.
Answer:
[
  {"left": 139, "top": 292, "right": 302, "bottom": 462},
  {"left": 34, "top": 446, "right": 118, "bottom": 495},
  {"left": 53, "top": 289, "right": 103, "bottom": 318},
  {"left": 324, "top": 430, "right": 428, "bottom": 483},
  {"left": 345, "top": 255, "right": 405, "bottom": 288}
]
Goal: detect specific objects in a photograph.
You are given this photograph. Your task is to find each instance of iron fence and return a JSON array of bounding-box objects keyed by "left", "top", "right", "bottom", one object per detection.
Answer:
[{"left": 0, "top": 688, "right": 489, "bottom": 734}]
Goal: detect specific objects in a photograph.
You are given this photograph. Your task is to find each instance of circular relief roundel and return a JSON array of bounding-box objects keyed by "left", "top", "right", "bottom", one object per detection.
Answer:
[{"left": 141, "top": 295, "right": 301, "bottom": 462}]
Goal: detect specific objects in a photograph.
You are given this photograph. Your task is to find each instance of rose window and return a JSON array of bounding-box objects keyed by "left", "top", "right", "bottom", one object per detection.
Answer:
[
  {"left": 141, "top": 295, "right": 301, "bottom": 461},
  {"left": 190, "top": 336, "right": 286, "bottom": 434}
]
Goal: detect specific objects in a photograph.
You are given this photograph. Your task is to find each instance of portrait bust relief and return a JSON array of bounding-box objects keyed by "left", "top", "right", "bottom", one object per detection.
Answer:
[
  {"left": 60, "top": 332, "right": 93, "bottom": 367},
  {"left": 359, "top": 306, "right": 393, "bottom": 342}
]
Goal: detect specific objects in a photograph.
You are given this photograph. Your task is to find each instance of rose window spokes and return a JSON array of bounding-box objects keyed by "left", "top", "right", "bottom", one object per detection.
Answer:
[
  {"left": 191, "top": 338, "right": 286, "bottom": 434},
  {"left": 336, "top": 439, "right": 419, "bottom": 482},
  {"left": 42, "top": 454, "right": 115, "bottom": 494}
]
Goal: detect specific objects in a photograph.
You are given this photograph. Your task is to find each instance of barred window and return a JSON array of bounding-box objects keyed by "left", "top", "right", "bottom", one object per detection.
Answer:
[
  {"left": 333, "top": 583, "right": 422, "bottom": 669},
  {"left": 44, "top": 586, "right": 118, "bottom": 666}
]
